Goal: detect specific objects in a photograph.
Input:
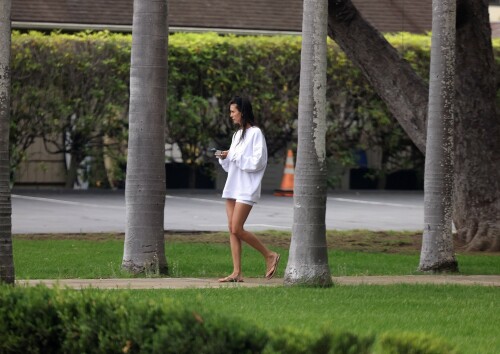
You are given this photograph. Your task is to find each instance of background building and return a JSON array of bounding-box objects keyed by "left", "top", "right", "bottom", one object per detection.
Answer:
[{"left": 12, "top": 0, "right": 432, "bottom": 34}]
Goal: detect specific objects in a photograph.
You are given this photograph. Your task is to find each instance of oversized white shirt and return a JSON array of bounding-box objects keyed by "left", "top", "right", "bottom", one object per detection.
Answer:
[{"left": 219, "top": 126, "right": 268, "bottom": 203}]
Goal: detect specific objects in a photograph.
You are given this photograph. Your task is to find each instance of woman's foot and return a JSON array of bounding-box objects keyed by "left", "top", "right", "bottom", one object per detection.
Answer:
[
  {"left": 265, "top": 253, "right": 281, "bottom": 279},
  {"left": 218, "top": 274, "right": 244, "bottom": 283}
]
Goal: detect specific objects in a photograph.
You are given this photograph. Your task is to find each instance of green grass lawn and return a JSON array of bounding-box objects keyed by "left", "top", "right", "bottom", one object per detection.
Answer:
[
  {"left": 10, "top": 231, "right": 500, "bottom": 353},
  {"left": 13, "top": 231, "right": 500, "bottom": 279},
  {"left": 113, "top": 285, "right": 499, "bottom": 354}
]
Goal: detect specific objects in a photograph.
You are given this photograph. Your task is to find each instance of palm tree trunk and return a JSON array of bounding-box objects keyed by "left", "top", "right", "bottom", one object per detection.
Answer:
[
  {"left": 0, "top": 0, "right": 15, "bottom": 284},
  {"left": 453, "top": 0, "right": 500, "bottom": 252},
  {"left": 122, "top": 0, "right": 168, "bottom": 274},
  {"left": 284, "top": 0, "right": 332, "bottom": 287},
  {"left": 419, "top": 0, "right": 458, "bottom": 272},
  {"left": 327, "top": 0, "right": 500, "bottom": 251}
]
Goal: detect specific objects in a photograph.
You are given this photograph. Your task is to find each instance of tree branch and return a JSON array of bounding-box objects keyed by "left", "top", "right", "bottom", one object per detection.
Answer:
[{"left": 327, "top": 0, "right": 427, "bottom": 153}]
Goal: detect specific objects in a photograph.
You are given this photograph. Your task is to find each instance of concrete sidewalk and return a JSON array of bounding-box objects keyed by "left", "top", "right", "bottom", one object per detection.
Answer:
[{"left": 17, "top": 275, "right": 500, "bottom": 289}]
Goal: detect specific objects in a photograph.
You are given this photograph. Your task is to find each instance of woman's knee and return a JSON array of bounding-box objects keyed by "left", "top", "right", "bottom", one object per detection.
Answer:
[{"left": 230, "top": 226, "right": 245, "bottom": 238}]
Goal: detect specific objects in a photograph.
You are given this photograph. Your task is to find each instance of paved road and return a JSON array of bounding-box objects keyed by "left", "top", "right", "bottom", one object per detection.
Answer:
[{"left": 11, "top": 189, "right": 424, "bottom": 234}]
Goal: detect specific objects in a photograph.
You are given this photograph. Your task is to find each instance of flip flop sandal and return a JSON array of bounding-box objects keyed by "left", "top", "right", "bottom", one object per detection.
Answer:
[
  {"left": 266, "top": 253, "right": 281, "bottom": 279},
  {"left": 218, "top": 276, "right": 244, "bottom": 283}
]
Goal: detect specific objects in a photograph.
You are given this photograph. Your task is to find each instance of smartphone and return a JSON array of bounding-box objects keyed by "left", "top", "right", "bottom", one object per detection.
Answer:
[{"left": 210, "top": 148, "right": 222, "bottom": 157}]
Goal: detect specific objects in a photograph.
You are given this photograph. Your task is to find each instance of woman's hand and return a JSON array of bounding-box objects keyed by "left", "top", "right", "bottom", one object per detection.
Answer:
[{"left": 217, "top": 150, "right": 229, "bottom": 159}]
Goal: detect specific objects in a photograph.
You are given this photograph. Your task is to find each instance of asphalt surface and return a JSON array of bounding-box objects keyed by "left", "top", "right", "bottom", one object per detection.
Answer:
[{"left": 11, "top": 189, "right": 424, "bottom": 234}]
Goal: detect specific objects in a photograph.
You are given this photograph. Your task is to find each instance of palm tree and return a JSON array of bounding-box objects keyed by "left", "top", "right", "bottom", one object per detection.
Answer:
[
  {"left": 418, "top": 0, "right": 458, "bottom": 272},
  {"left": 327, "top": 0, "right": 500, "bottom": 252},
  {"left": 0, "top": 0, "right": 15, "bottom": 284},
  {"left": 284, "top": 0, "right": 332, "bottom": 287},
  {"left": 122, "top": 0, "right": 169, "bottom": 274}
]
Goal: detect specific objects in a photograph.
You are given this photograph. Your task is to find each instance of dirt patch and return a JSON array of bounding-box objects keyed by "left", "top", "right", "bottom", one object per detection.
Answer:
[
  {"left": 14, "top": 233, "right": 126, "bottom": 241},
  {"left": 14, "top": 230, "right": 484, "bottom": 254},
  {"left": 164, "top": 231, "right": 472, "bottom": 254}
]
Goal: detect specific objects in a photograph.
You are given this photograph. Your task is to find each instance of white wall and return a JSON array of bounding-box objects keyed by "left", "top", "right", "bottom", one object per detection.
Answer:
[{"left": 490, "top": 6, "right": 500, "bottom": 21}]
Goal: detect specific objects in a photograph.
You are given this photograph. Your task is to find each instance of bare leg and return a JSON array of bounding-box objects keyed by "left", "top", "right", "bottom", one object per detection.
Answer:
[
  {"left": 224, "top": 199, "right": 242, "bottom": 279},
  {"left": 230, "top": 202, "right": 280, "bottom": 277}
]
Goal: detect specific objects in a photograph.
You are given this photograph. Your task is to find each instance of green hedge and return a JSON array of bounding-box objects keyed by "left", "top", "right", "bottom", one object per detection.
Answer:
[
  {"left": 11, "top": 31, "right": 131, "bottom": 186},
  {"left": 9, "top": 31, "right": 500, "bottom": 187},
  {"left": 0, "top": 285, "right": 267, "bottom": 353},
  {"left": 0, "top": 285, "right": 457, "bottom": 354},
  {"left": 378, "top": 332, "right": 459, "bottom": 354}
]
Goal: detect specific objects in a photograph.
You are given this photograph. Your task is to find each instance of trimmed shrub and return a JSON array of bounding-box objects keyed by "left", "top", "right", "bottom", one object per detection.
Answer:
[
  {"left": 0, "top": 285, "right": 268, "bottom": 353},
  {"left": 379, "top": 332, "right": 459, "bottom": 354},
  {"left": 0, "top": 285, "right": 459, "bottom": 353},
  {"left": 10, "top": 31, "right": 130, "bottom": 187},
  {"left": 264, "top": 327, "right": 374, "bottom": 354},
  {"left": 0, "top": 285, "right": 68, "bottom": 353},
  {"left": 9, "top": 32, "right": 500, "bottom": 187},
  {"left": 5, "top": 32, "right": 425, "bottom": 186}
]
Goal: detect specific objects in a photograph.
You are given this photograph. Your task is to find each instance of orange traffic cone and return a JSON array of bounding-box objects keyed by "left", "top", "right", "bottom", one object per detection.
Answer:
[{"left": 274, "top": 149, "right": 295, "bottom": 197}]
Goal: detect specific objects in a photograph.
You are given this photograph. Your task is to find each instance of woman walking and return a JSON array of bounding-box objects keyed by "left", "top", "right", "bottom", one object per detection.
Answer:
[{"left": 217, "top": 96, "right": 280, "bottom": 282}]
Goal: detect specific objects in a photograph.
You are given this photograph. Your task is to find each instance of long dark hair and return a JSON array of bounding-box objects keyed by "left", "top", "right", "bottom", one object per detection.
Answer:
[{"left": 229, "top": 96, "right": 255, "bottom": 143}]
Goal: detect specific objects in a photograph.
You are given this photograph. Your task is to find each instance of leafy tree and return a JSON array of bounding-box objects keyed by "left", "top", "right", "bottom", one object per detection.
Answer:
[
  {"left": 10, "top": 32, "right": 129, "bottom": 188},
  {"left": 324, "top": 66, "right": 424, "bottom": 188},
  {"left": 9, "top": 33, "right": 67, "bottom": 180},
  {"left": 39, "top": 34, "right": 129, "bottom": 188},
  {"left": 285, "top": 0, "right": 332, "bottom": 287},
  {"left": 166, "top": 94, "right": 218, "bottom": 188},
  {"left": 9, "top": 32, "right": 431, "bottom": 190},
  {"left": 122, "top": 0, "right": 169, "bottom": 274},
  {"left": 8, "top": 83, "right": 54, "bottom": 179},
  {"left": 0, "top": 0, "right": 15, "bottom": 284},
  {"left": 327, "top": 0, "right": 500, "bottom": 251},
  {"left": 419, "top": 0, "right": 459, "bottom": 272}
]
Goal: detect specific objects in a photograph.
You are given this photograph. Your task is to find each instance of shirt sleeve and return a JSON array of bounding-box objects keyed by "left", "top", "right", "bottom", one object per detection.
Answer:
[
  {"left": 219, "top": 157, "right": 230, "bottom": 172},
  {"left": 219, "top": 131, "right": 237, "bottom": 173},
  {"left": 233, "top": 130, "right": 267, "bottom": 172}
]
